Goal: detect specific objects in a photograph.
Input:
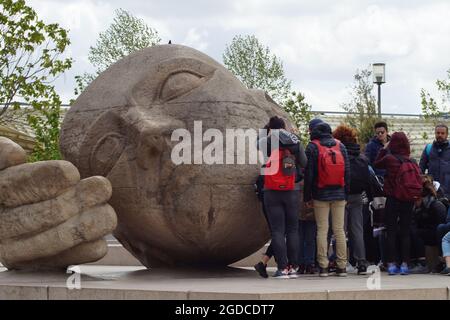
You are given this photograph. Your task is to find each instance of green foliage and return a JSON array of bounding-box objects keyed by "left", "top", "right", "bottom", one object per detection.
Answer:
[
  {"left": 0, "top": 0, "right": 72, "bottom": 160},
  {"left": 283, "top": 91, "right": 313, "bottom": 145},
  {"left": 421, "top": 69, "right": 450, "bottom": 124},
  {"left": 0, "top": 0, "right": 72, "bottom": 115},
  {"left": 421, "top": 131, "right": 428, "bottom": 141},
  {"left": 27, "top": 92, "right": 62, "bottom": 161},
  {"left": 341, "top": 67, "right": 379, "bottom": 145},
  {"left": 74, "top": 8, "right": 161, "bottom": 95},
  {"left": 223, "top": 34, "right": 291, "bottom": 105}
]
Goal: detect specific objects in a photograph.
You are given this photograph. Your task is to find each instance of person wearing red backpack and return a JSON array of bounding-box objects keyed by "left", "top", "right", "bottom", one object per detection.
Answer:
[
  {"left": 374, "top": 131, "right": 422, "bottom": 275},
  {"left": 304, "top": 122, "right": 350, "bottom": 277},
  {"left": 263, "top": 116, "right": 307, "bottom": 278}
]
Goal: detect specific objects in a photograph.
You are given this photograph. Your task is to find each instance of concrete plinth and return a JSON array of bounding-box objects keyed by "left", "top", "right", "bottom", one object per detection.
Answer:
[{"left": 1, "top": 265, "right": 449, "bottom": 300}]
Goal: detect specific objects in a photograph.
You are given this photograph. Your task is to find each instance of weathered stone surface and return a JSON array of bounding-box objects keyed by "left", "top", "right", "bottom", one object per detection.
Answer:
[
  {"left": 0, "top": 141, "right": 117, "bottom": 270},
  {"left": 6, "top": 239, "right": 108, "bottom": 270},
  {"left": 0, "top": 160, "right": 80, "bottom": 207},
  {"left": 0, "top": 176, "right": 112, "bottom": 240},
  {"left": 0, "top": 137, "right": 26, "bottom": 170},
  {"left": 0, "top": 204, "right": 116, "bottom": 265},
  {"left": 60, "top": 44, "right": 293, "bottom": 267}
]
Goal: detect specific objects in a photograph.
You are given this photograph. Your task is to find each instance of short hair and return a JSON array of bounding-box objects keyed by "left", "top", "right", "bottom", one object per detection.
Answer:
[
  {"left": 435, "top": 124, "right": 448, "bottom": 134},
  {"left": 268, "top": 116, "right": 286, "bottom": 130},
  {"left": 333, "top": 124, "right": 358, "bottom": 144},
  {"left": 374, "top": 121, "right": 388, "bottom": 131}
]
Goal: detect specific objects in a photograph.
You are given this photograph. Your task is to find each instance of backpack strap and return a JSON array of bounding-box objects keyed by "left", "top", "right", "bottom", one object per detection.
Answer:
[{"left": 425, "top": 143, "right": 432, "bottom": 159}]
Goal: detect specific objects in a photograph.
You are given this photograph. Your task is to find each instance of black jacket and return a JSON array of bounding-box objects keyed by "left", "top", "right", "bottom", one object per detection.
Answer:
[
  {"left": 419, "top": 140, "right": 450, "bottom": 198},
  {"left": 364, "top": 135, "right": 390, "bottom": 177},
  {"left": 346, "top": 142, "right": 370, "bottom": 195},
  {"left": 303, "top": 123, "right": 350, "bottom": 202},
  {"left": 413, "top": 196, "right": 447, "bottom": 230}
]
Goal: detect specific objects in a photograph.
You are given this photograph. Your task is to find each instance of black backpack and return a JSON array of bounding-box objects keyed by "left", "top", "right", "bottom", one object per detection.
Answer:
[{"left": 349, "top": 154, "right": 369, "bottom": 194}]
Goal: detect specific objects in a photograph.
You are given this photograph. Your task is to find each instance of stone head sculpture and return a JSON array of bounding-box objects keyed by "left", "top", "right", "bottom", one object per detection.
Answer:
[{"left": 60, "top": 44, "right": 292, "bottom": 267}]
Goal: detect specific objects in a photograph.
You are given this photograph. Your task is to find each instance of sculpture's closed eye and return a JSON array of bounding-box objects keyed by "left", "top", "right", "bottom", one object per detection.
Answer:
[{"left": 160, "top": 71, "right": 204, "bottom": 101}]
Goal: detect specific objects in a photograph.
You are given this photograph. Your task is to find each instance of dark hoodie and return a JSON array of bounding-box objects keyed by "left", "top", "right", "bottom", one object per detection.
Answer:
[
  {"left": 266, "top": 129, "right": 307, "bottom": 167},
  {"left": 303, "top": 122, "right": 350, "bottom": 202},
  {"left": 345, "top": 142, "right": 370, "bottom": 195},
  {"left": 373, "top": 131, "right": 411, "bottom": 197}
]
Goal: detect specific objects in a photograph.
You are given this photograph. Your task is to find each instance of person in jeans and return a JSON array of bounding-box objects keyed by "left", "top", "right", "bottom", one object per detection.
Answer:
[
  {"left": 253, "top": 124, "right": 276, "bottom": 278},
  {"left": 440, "top": 231, "right": 450, "bottom": 275},
  {"left": 304, "top": 122, "right": 350, "bottom": 277},
  {"left": 374, "top": 131, "right": 415, "bottom": 275},
  {"left": 333, "top": 124, "right": 370, "bottom": 274},
  {"left": 298, "top": 184, "right": 317, "bottom": 274},
  {"left": 263, "top": 116, "right": 307, "bottom": 278},
  {"left": 296, "top": 119, "right": 323, "bottom": 275}
]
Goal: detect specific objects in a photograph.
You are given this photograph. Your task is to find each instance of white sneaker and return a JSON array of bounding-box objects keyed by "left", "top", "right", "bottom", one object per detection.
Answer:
[
  {"left": 288, "top": 266, "right": 299, "bottom": 278},
  {"left": 273, "top": 268, "right": 290, "bottom": 279}
]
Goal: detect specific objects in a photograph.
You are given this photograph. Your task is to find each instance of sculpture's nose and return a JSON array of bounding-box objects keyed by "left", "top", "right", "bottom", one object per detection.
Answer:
[{"left": 135, "top": 118, "right": 182, "bottom": 170}]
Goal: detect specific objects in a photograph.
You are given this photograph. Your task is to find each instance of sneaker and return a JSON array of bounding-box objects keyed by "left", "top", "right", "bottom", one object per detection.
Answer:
[
  {"left": 319, "top": 267, "right": 329, "bottom": 277},
  {"left": 328, "top": 261, "right": 337, "bottom": 275},
  {"left": 409, "top": 263, "right": 430, "bottom": 274},
  {"left": 297, "top": 264, "right": 306, "bottom": 275},
  {"left": 357, "top": 263, "right": 368, "bottom": 275},
  {"left": 305, "top": 264, "right": 316, "bottom": 274},
  {"left": 439, "top": 266, "right": 450, "bottom": 275},
  {"left": 288, "top": 266, "right": 299, "bottom": 278},
  {"left": 336, "top": 268, "right": 347, "bottom": 277},
  {"left": 388, "top": 263, "right": 400, "bottom": 275},
  {"left": 432, "top": 262, "right": 446, "bottom": 274},
  {"left": 273, "top": 268, "right": 290, "bottom": 279},
  {"left": 400, "top": 263, "right": 409, "bottom": 275},
  {"left": 254, "top": 262, "right": 268, "bottom": 278}
]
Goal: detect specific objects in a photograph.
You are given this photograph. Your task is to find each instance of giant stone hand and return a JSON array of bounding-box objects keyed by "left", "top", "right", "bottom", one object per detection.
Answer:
[{"left": 0, "top": 137, "right": 117, "bottom": 270}]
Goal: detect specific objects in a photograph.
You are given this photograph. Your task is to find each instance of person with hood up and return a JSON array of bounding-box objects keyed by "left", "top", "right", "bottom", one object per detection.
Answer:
[
  {"left": 374, "top": 131, "right": 416, "bottom": 275},
  {"left": 262, "top": 116, "right": 307, "bottom": 278},
  {"left": 304, "top": 122, "right": 350, "bottom": 277}
]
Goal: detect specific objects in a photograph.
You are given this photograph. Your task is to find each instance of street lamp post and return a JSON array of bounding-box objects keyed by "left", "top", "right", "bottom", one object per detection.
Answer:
[{"left": 372, "top": 63, "right": 386, "bottom": 118}]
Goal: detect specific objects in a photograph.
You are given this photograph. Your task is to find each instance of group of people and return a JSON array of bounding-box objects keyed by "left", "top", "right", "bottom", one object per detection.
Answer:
[{"left": 253, "top": 116, "right": 450, "bottom": 279}]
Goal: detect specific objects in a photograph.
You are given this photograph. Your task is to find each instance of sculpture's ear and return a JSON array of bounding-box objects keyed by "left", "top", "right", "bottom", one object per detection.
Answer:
[{"left": 78, "top": 111, "right": 127, "bottom": 179}]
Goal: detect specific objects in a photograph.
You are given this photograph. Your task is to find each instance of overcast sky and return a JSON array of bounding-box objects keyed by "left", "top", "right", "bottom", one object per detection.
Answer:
[{"left": 28, "top": 0, "right": 450, "bottom": 114}]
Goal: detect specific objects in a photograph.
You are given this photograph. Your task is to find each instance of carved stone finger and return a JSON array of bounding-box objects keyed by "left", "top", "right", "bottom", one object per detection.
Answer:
[
  {"left": 3, "top": 239, "right": 108, "bottom": 270},
  {"left": 0, "top": 160, "right": 80, "bottom": 207},
  {"left": 0, "top": 204, "right": 117, "bottom": 265},
  {"left": 0, "top": 176, "right": 112, "bottom": 240},
  {"left": 0, "top": 137, "right": 26, "bottom": 170}
]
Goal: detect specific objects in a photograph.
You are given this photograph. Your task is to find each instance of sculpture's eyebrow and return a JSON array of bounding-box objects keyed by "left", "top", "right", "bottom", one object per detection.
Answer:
[{"left": 129, "top": 57, "right": 216, "bottom": 107}]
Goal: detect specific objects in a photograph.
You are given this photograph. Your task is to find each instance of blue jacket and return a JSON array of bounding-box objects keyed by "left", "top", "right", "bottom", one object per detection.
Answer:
[
  {"left": 303, "top": 123, "right": 350, "bottom": 202},
  {"left": 419, "top": 140, "right": 450, "bottom": 198},
  {"left": 364, "top": 136, "right": 389, "bottom": 176}
]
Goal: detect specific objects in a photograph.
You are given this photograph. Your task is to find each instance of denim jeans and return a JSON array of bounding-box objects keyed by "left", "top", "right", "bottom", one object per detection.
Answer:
[
  {"left": 298, "top": 220, "right": 316, "bottom": 265},
  {"left": 264, "top": 190, "right": 300, "bottom": 270},
  {"left": 346, "top": 193, "right": 366, "bottom": 262},
  {"left": 442, "top": 231, "right": 450, "bottom": 257}
]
